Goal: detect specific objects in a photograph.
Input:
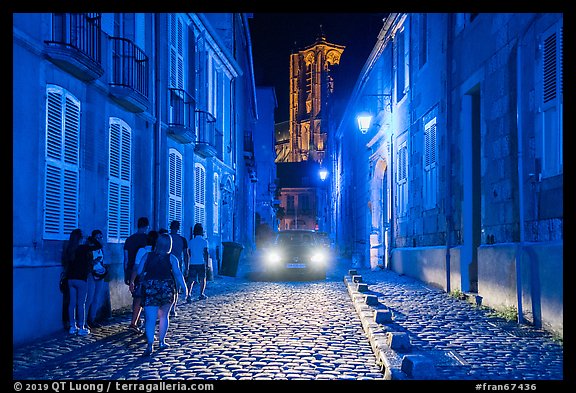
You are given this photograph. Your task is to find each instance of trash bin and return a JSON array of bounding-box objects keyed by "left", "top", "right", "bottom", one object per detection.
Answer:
[{"left": 220, "top": 241, "right": 244, "bottom": 277}]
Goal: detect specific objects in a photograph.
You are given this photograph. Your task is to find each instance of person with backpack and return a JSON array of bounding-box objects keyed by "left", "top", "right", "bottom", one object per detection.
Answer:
[
  {"left": 168, "top": 220, "right": 189, "bottom": 316},
  {"left": 123, "top": 217, "right": 150, "bottom": 334}
]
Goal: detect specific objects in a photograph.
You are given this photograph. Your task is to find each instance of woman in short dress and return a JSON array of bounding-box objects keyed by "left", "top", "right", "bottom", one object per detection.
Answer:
[{"left": 136, "top": 233, "right": 187, "bottom": 356}]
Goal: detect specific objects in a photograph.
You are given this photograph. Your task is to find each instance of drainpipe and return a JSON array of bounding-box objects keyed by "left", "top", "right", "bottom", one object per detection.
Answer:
[
  {"left": 515, "top": 33, "right": 525, "bottom": 325},
  {"left": 514, "top": 13, "right": 539, "bottom": 325},
  {"left": 444, "top": 14, "right": 453, "bottom": 293},
  {"left": 153, "top": 14, "right": 162, "bottom": 229}
]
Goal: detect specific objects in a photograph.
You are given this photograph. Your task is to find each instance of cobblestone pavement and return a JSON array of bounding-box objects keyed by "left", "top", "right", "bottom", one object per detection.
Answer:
[
  {"left": 346, "top": 267, "right": 565, "bottom": 381},
  {"left": 12, "top": 259, "right": 383, "bottom": 381},
  {"left": 12, "top": 258, "right": 567, "bottom": 385}
]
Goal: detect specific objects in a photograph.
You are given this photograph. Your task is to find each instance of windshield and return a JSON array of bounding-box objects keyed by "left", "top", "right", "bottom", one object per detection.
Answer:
[{"left": 276, "top": 232, "right": 316, "bottom": 246}]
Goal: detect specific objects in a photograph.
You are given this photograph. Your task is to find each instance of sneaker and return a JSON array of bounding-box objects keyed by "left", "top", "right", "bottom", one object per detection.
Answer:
[
  {"left": 170, "top": 309, "right": 177, "bottom": 317},
  {"left": 78, "top": 328, "right": 91, "bottom": 336},
  {"left": 129, "top": 324, "right": 143, "bottom": 334},
  {"left": 68, "top": 326, "right": 78, "bottom": 334},
  {"left": 198, "top": 294, "right": 207, "bottom": 300},
  {"left": 159, "top": 341, "right": 171, "bottom": 349},
  {"left": 185, "top": 296, "right": 192, "bottom": 304}
]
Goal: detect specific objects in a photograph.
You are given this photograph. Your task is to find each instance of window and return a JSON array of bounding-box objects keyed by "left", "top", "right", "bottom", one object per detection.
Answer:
[
  {"left": 168, "top": 148, "right": 183, "bottom": 227},
  {"left": 396, "top": 141, "right": 408, "bottom": 217},
  {"left": 395, "top": 23, "right": 410, "bottom": 101},
  {"left": 169, "top": 13, "right": 184, "bottom": 90},
  {"left": 540, "top": 22, "right": 563, "bottom": 177},
  {"left": 419, "top": 14, "right": 428, "bottom": 69},
  {"left": 194, "top": 163, "right": 206, "bottom": 229},
  {"left": 213, "top": 173, "right": 219, "bottom": 233},
  {"left": 423, "top": 118, "right": 437, "bottom": 209},
  {"left": 108, "top": 118, "right": 132, "bottom": 242},
  {"left": 44, "top": 85, "right": 80, "bottom": 239}
]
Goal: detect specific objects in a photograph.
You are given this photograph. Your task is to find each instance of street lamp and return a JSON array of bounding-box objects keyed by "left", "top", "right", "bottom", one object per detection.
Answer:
[
  {"left": 319, "top": 167, "right": 328, "bottom": 181},
  {"left": 356, "top": 112, "right": 373, "bottom": 134}
]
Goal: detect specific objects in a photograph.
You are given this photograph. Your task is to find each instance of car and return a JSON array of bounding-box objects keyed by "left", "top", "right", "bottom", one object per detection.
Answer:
[{"left": 261, "top": 230, "right": 330, "bottom": 280}]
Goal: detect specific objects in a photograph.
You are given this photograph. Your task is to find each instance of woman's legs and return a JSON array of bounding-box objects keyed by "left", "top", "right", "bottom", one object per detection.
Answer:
[
  {"left": 76, "top": 280, "right": 88, "bottom": 330},
  {"left": 67, "top": 280, "right": 79, "bottom": 330},
  {"left": 85, "top": 275, "right": 96, "bottom": 324},
  {"left": 158, "top": 303, "right": 173, "bottom": 345},
  {"left": 143, "top": 306, "right": 158, "bottom": 350}
]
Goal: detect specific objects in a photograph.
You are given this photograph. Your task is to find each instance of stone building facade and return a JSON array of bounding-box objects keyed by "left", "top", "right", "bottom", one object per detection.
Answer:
[
  {"left": 13, "top": 13, "right": 260, "bottom": 346},
  {"left": 331, "top": 13, "right": 563, "bottom": 336}
]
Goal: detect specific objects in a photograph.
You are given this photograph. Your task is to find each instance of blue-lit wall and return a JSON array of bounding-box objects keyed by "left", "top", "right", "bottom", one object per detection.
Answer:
[
  {"left": 13, "top": 13, "right": 260, "bottom": 346},
  {"left": 334, "top": 13, "right": 563, "bottom": 337}
]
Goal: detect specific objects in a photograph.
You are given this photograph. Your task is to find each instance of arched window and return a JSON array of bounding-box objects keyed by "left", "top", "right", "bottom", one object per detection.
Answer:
[
  {"left": 44, "top": 85, "right": 80, "bottom": 239},
  {"left": 194, "top": 163, "right": 206, "bottom": 229},
  {"left": 168, "top": 148, "right": 183, "bottom": 227},
  {"left": 108, "top": 117, "right": 132, "bottom": 241}
]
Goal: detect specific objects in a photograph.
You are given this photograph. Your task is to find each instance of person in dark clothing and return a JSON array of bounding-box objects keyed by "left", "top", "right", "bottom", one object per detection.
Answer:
[
  {"left": 135, "top": 233, "right": 187, "bottom": 356},
  {"left": 85, "top": 229, "right": 109, "bottom": 328},
  {"left": 65, "top": 228, "right": 94, "bottom": 336},
  {"left": 124, "top": 217, "right": 149, "bottom": 333}
]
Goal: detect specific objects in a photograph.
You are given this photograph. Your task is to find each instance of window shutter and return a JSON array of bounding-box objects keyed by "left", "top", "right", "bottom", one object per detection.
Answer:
[
  {"left": 424, "top": 118, "right": 437, "bottom": 209},
  {"left": 108, "top": 118, "right": 131, "bottom": 242},
  {"left": 194, "top": 163, "right": 206, "bottom": 228},
  {"left": 213, "top": 173, "right": 219, "bottom": 232},
  {"left": 541, "top": 22, "right": 563, "bottom": 177},
  {"left": 169, "top": 14, "right": 184, "bottom": 90},
  {"left": 44, "top": 86, "right": 80, "bottom": 239},
  {"left": 543, "top": 30, "right": 558, "bottom": 104},
  {"left": 168, "top": 149, "right": 183, "bottom": 226}
]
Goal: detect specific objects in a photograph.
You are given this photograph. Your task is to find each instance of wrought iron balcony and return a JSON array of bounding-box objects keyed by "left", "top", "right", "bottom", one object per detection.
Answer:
[
  {"left": 44, "top": 13, "right": 104, "bottom": 81},
  {"left": 109, "top": 37, "right": 150, "bottom": 112},
  {"left": 194, "top": 110, "right": 217, "bottom": 158},
  {"left": 168, "top": 88, "right": 196, "bottom": 144}
]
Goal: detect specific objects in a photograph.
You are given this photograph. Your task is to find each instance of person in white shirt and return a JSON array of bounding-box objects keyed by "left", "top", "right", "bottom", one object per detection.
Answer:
[{"left": 185, "top": 223, "right": 209, "bottom": 302}]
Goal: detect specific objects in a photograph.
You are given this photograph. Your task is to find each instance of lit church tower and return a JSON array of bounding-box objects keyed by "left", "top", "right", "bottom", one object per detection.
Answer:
[{"left": 288, "top": 29, "right": 344, "bottom": 163}]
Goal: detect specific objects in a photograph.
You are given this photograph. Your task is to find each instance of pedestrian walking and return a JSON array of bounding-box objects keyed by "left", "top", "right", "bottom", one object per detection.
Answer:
[
  {"left": 186, "top": 223, "right": 209, "bottom": 302},
  {"left": 64, "top": 229, "right": 94, "bottom": 336},
  {"left": 135, "top": 233, "right": 187, "bottom": 356},
  {"left": 124, "top": 217, "right": 150, "bottom": 333},
  {"left": 168, "top": 220, "right": 189, "bottom": 316},
  {"left": 129, "top": 230, "right": 159, "bottom": 323}
]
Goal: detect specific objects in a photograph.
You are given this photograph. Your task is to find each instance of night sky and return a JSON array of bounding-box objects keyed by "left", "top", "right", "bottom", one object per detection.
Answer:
[{"left": 249, "top": 13, "right": 388, "bottom": 124}]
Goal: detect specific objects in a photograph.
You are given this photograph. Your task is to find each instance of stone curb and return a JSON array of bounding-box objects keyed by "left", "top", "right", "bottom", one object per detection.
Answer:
[{"left": 344, "top": 271, "right": 437, "bottom": 380}]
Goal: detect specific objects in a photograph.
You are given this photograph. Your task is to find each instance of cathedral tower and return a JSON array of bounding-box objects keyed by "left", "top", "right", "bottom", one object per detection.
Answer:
[{"left": 286, "top": 30, "right": 344, "bottom": 163}]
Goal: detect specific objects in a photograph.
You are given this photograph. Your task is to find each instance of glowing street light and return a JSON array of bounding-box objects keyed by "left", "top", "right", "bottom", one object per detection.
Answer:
[
  {"left": 356, "top": 112, "right": 372, "bottom": 134},
  {"left": 319, "top": 167, "right": 329, "bottom": 181}
]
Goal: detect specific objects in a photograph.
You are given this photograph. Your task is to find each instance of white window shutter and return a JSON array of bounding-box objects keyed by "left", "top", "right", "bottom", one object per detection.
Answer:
[
  {"left": 108, "top": 118, "right": 132, "bottom": 242},
  {"left": 168, "top": 149, "right": 183, "bottom": 226},
  {"left": 169, "top": 14, "right": 184, "bottom": 90},
  {"left": 44, "top": 85, "right": 80, "bottom": 239},
  {"left": 194, "top": 163, "right": 206, "bottom": 229}
]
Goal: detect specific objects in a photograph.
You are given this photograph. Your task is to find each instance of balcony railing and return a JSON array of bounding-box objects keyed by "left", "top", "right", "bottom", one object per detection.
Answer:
[
  {"left": 110, "top": 37, "right": 149, "bottom": 95},
  {"left": 194, "top": 110, "right": 217, "bottom": 158},
  {"left": 167, "top": 88, "right": 196, "bottom": 144},
  {"left": 44, "top": 13, "right": 104, "bottom": 81}
]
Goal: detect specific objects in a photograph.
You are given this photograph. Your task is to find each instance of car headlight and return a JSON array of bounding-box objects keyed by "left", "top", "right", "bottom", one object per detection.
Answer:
[
  {"left": 310, "top": 250, "right": 326, "bottom": 265},
  {"left": 265, "top": 250, "right": 282, "bottom": 265}
]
